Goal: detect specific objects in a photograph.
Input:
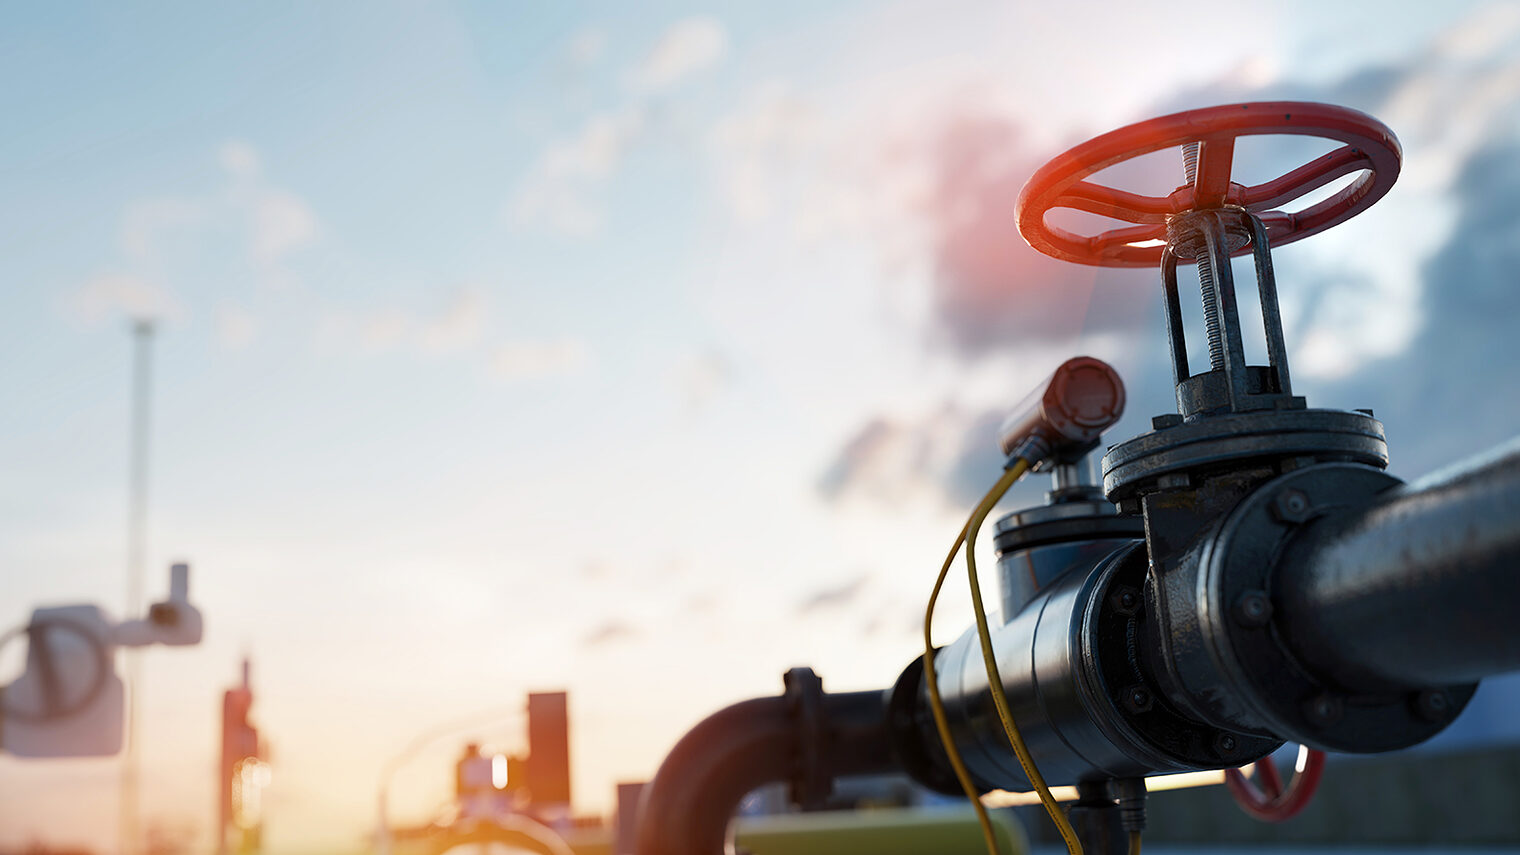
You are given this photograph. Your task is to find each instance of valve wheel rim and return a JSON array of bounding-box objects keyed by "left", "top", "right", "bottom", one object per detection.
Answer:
[{"left": 1016, "top": 101, "right": 1402, "bottom": 268}]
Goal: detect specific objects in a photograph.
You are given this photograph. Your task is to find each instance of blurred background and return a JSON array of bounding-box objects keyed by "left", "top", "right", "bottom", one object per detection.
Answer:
[{"left": 3, "top": 1, "right": 1519, "bottom": 854}]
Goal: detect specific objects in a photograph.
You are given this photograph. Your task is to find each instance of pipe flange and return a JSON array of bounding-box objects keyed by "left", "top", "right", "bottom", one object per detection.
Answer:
[
  {"left": 885, "top": 655, "right": 966, "bottom": 796},
  {"left": 1196, "top": 463, "right": 1476, "bottom": 752},
  {"left": 1102, "top": 409, "right": 1387, "bottom": 502},
  {"left": 783, "top": 667, "right": 829, "bottom": 808},
  {"left": 993, "top": 499, "right": 1145, "bottom": 554},
  {"left": 1083, "top": 544, "right": 1281, "bottom": 770}
]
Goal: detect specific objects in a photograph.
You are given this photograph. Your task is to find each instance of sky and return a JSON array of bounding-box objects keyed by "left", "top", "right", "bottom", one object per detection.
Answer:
[{"left": 2, "top": 1, "right": 1520, "bottom": 853}]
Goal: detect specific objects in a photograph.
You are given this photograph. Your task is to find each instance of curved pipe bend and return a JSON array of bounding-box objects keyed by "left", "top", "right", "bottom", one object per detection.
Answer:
[{"left": 633, "top": 668, "right": 898, "bottom": 855}]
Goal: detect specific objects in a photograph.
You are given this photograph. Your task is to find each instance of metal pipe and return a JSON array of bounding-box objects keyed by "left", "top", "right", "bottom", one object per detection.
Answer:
[
  {"left": 1278, "top": 436, "right": 1520, "bottom": 692},
  {"left": 903, "top": 541, "right": 1269, "bottom": 792},
  {"left": 633, "top": 671, "right": 896, "bottom": 855}
]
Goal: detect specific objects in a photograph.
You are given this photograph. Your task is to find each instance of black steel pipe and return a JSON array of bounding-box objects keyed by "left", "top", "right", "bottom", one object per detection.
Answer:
[
  {"left": 1279, "top": 437, "right": 1520, "bottom": 692},
  {"left": 633, "top": 670, "right": 897, "bottom": 855}
]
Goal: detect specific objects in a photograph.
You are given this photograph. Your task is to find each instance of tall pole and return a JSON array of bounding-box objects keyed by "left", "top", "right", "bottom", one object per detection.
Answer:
[{"left": 121, "top": 319, "right": 155, "bottom": 855}]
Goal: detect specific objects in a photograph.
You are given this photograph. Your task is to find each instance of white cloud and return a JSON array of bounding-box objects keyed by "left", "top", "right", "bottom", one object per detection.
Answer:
[
  {"left": 214, "top": 139, "right": 321, "bottom": 270},
  {"left": 817, "top": 404, "right": 991, "bottom": 509},
  {"left": 546, "top": 110, "right": 643, "bottom": 181},
  {"left": 69, "top": 273, "right": 183, "bottom": 325},
  {"left": 491, "top": 338, "right": 591, "bottom": 381},
  {"left": 1281, "top": 4, "right": 1520, "bottom": 381},
  {"left": 510, "top": 107, "right": 645, "bottom": 235},
  {"left": 70, "top": 140, "right": 324, "bottom": 332},
  {"left": 508, "top": 17, "right": 727, "bottom": 235},
  {"left": 634, "top": 17, "right": 727, "bottom": 92}
]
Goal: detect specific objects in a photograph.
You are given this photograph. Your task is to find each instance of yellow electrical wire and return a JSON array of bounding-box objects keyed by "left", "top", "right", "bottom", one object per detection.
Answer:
[
  {"left": 923, "top": 461, "right": 1032, "bottom": 855},
  {"left": 964, "top": 457, "right": 1086, "bottom": 855},
  {"left": 1129, "top": 830, "right": 1142, "bottom": 855},
  {"left": 923, "top": 513, "right": 1006, "bottom": 855}
]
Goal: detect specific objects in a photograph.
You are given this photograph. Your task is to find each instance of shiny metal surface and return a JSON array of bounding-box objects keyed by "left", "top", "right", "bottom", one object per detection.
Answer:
[{"left": 1279, "top": 437, "right": 1520, "bottom": 691}]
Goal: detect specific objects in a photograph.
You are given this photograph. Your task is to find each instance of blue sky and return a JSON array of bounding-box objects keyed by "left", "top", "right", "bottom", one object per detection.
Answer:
[{"left": 3, "top": 1, "right": 1519, "bottom": 852}]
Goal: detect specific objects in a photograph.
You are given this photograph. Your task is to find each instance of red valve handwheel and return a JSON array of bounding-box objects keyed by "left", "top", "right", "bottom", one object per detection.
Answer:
[
  {"left": 1224, "top": 746, "right": 1327, "bottom": 823},
  {"left": 1016, "top": 102, "right": 1401, "bottom": 267}
]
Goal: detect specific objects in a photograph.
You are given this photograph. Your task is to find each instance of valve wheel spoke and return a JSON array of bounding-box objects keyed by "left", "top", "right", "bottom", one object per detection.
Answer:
[
  {"left": 1193, "top": 138, "right": 1236, "bottom": 208},
  {"left": 1056, "top": 181, "right": 1173, "bottom": 223},
  {"left": 1090, "top": 223, "right": 1168, "bottom": 259},
  {"left": 1243, "top": 144, "right": 1373, "bottom": 211}
]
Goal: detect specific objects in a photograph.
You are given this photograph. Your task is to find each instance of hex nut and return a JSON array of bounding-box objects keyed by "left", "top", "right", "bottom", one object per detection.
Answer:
[
  {"left": 1110, "top": 585, "right": 1142, "bottom": 616},
  {"left": 1213, "top": 732, "right": 1239, "bottom": 756}
]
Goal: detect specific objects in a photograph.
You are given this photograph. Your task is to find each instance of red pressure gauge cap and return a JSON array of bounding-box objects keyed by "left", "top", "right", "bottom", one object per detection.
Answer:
[{"left": 998, "top": 356, "right": 1126, "bottom": 460}]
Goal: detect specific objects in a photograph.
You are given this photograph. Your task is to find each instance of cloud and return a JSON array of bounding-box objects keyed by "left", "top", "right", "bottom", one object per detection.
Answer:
[
  {"left": 69, "top": 273, "right": 183, "bottom": 325},
  {"left": 490, "top": 338, "right": 592, "bottom": 382},
  {"left": 580, "top": 619, "right": 638, "bottom": 649},
  {"left": 817, "top": 404, "right": 1009, "bottom": 509},
  {"left": 795, "top": 574, "right": 871, "bottom": 615},
  {"left": 921, "top": 113, "right": 1157, "bottom": 357},
  {"left": 709, "top": 83, "right": 826, "bottom": 223},
  {"left": 418, "top": 289, "right": 488, "bottom": 353},
  {"left": 214, "top": 138, "right": 321, "bottom": 271},
  {"left": 706, "top": 80, "right": 930, "bottom": 251},
  {"left": 1323, "top": 137, "right": 1520, "bottom": 477},
  {"left": 634, "top": 17, "right": 727, "bottom": 92},
  {"left": 250, "top": 188, "right": 319, "bottom": 264},
  {"left": 509, "top": 17, "right": 727, "bottom": 235},
  {"left": 67, "top": 140, "right": 324, "bottom": 331},
  {"left": 705, "top": 90, "right": 1158, "bottom": 354},
  {"left": 510, "top": 107, "right": 646, "bottom": 235}
]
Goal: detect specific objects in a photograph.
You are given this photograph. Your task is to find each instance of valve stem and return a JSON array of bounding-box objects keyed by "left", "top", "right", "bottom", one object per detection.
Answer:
[{"left": 1183, "top": 142, "right": 1226, "bottom": 372}]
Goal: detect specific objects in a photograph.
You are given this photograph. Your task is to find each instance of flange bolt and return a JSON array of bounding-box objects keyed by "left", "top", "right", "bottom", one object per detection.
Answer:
[
  {"left": 1414, "top": 690, "right": 1451, "bottom": 722},
  {"left": 1123, "top": 685, "right": 1154, "bottom": 714},
  {"left": 1233, "top": 590, "right": 1273, "bottom": 627},
  {"left": 1303, "top": 693, "right": 1344, "bottom": 728}
]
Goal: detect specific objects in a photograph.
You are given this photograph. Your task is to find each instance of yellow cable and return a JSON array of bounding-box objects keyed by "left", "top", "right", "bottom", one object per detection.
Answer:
[
  {"left": 1128, "top": 830, "right": 1142, "bottom": 855},
  {"left": 924, "top": 513, "right": 1004, "bottom": 855},
  {"left": 965, "top": 457, "right": 1085, "bottom": 855}
]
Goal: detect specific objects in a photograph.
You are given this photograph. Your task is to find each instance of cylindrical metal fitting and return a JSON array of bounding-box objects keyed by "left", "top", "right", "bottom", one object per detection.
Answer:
[
  {"left": 904, "top": 543, "right": 1263, "bottom": 792},
  {"left": 997, "top": 356, "right": 1126, "bottom": 460}
]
